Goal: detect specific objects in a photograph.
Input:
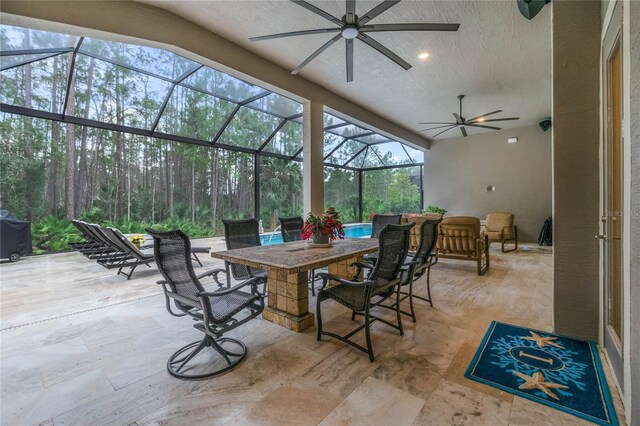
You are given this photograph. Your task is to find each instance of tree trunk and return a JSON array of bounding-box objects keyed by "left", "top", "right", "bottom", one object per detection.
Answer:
[
  {"left": 210, "top": 149, "right": 219, "bottom": 231},
  {"left": 191, "top": 156, "right": 196, "bottom": 225},
  {"left": 76, "top": 56, "right": 94, "bottom": 215},
  {"left": 64, "top": 52, "right": 77, "bottom": 220}
]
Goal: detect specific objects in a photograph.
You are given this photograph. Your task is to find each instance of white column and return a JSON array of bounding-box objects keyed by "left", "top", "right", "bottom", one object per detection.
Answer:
[{"left": 303, "top": 100, "right": 324, "bottom": 216}]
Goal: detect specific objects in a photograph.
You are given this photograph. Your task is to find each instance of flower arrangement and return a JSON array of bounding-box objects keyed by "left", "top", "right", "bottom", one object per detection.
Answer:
[
  {"left": 301, "top": 207, "right": 345, "bottom": 244},
  {"left": 129, "top": 234, "right": 146, "bottom": 247}
]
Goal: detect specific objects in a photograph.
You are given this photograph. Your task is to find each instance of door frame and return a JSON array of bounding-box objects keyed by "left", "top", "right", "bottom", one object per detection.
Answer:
[{"left": 599, "top": 0, "right": 632, "bottom": 418}]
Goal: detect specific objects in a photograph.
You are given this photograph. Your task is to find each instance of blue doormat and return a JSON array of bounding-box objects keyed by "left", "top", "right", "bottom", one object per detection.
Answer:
[{"left": 465, "top": 321, "right": 618, "bottom": 425}]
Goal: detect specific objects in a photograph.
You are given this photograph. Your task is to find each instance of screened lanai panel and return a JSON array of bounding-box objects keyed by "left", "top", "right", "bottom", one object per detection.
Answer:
[
  {"left": 327, "top": 139, "right": 365, "bottom": 166},
  {"left": 246, "top": 93, "right": 301, "bottom": 118},
  {"left": 72, "top": 54, "right": 173, "bottom": 128},
  {"left": 324, "top": 167, "right": 359, "bottom": 223},
  {"left": 181, "top": 66, "right": 264, "bottom": 102},
  {"left": 323, "top": 113, "right": 347, "bottom": 129},
  {"left": 374, "top": 142, "right": 413, "bottom": 165},
  {"left": 323, "top": 133, "right": 346, "bottom": 157},
  {"left": 1, "top": 53, "right": 57, "bottom": 69},
  {"left": 357, "top": 146, "right": 386, "bottom": 168},
  {"left": 404, "top": 145, "right": 424, "bottom": 163},
  {"left": 1, "top": 25, "right": 74, "bottom": 51},
  {"left": 79, "top": 38, "right": 200, "bottom": 80},
  {"left": 217, "top": 106, "right": 281, "bottom": 150},
  {"left": 155, "top": 85, "right": 235, "bottom": 140},
  {"left": 327, "top": 123, "right": 369, "bottom": 138},
  {"left": 262, "top": 121, "right": 302, "bottom": 156},
  {"left": 353, "top": 134, "right": 391, "bottom": 145},
  {"left": 0, "top": 54, "right": 70, "bottom": 113}
]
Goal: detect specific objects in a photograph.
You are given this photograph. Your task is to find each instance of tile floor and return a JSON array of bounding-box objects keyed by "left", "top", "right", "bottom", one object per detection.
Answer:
[{"left": 0, "top": 241, "right": 627, "bottom": 425}]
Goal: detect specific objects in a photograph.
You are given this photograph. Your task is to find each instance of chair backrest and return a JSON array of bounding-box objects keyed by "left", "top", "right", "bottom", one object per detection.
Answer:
[
  {"left": 71, "top": 220, "right": 96, "bottom": 242},
  {"left": 485, "top": 212, "right": 514, "bottom": 232},
  {"left": 102, "top": 227, "right": 147, "bottom": 258},
  {"left": 438, "top": 216, "right": 481, "bottom": 255},
  {"left": 370, "top": 223, "right": 414, "bottom": 285},
  {"left": 223, "top": 219, "right": 262, "bottom": 280},
  {"left": 146, "top": 228, "right": 205, "bottom": 314},
  {"left": 411, "top": 218, "right": 443, "bottom": 265},
  {"left": 370, "top": 214, "right": 402, "bottom": 238},
  {"left": 278, "top": 216, "right": 304, "bottom": 242}
]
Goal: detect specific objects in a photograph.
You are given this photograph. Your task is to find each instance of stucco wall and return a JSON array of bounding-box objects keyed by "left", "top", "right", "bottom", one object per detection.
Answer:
[
  {"left": 423, "top": 125, "right": 551, "bottom": 243},
  {"left": 552, "top": 0, "right": 601, "bottom": 341}
]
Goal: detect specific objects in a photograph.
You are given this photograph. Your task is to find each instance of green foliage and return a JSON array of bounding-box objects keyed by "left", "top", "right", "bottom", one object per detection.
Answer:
[
  {"left": 424, "top": 205, "right": 447, "bottom": 215},
  {"left": 31, "top": 216, "right": 82, "bottom": 253}
]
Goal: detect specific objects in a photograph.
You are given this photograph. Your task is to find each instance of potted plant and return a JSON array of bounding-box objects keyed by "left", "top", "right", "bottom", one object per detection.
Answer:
[
  {"left": 302, "top": 208, "right": 345, "bottom": 244},
  {"left": 129, "top": 234, "right": 146, "bottom": 248}
]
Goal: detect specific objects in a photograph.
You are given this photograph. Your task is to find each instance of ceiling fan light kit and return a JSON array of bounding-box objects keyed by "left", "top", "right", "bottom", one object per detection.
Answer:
[
  {"left": 418, "top": 94, "right": 520, "bottom": 139},
  {"left": 250, "top": 0, "right": 460, "bottom": 82}
]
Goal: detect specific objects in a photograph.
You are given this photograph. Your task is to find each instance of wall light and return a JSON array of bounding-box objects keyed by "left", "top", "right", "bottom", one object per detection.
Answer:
[
  {"left": 508, "top": 137, "right": 518, "bottom": 144},
  {"left": 417, "top": 52, "right": 430, "bottom": 60}
]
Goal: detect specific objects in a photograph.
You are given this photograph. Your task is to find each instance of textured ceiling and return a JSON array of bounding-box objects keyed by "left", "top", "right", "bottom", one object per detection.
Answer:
[{"left": 136, "top": 0, "right": 551, "bottom": 140}]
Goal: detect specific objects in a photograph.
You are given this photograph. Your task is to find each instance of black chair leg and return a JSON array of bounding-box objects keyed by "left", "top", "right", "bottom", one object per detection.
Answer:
[
  {"left": 395, "top": 285, "right": 404, "bottom": 336},
  {"left": 364, "top": 305, "right": 374, "bottom": 362},
  {"left": 316, "top": 294, "right": 323, "bottom": 341}
]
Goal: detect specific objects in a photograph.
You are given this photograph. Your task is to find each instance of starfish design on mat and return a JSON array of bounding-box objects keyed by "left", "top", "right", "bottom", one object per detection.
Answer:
[
  {"left": 522, "top": 331, "right": 564, "bottom": 349},
  {"left": 512, "top": 370, "right": 569, "bottom": 400}
]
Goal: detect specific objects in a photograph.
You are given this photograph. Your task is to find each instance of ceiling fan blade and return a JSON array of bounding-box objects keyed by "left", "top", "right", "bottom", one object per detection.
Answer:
[
  {"left": 431, "top": 126, "right": 457, "bottom": 138},
  {"left": 465, "top": 123, "right": 502, "bottom": 130},
  {"left": 417, "top": 121, "right": 455, "bottom": 125},
  {"left": 360, "top": 23, "right": 460, "bottom": 32},
  {"left": 290, "top": 0, "right": 343, "bottom": 26},
  {"left": 250, "top": 28, "right": 341, "bottom": 41},
  {"left": 466, "top": 110, "right": 502, "bottom": 122},
  {"left": 357, "top": 33, "right": 411, "bottom": 70},
  {"left": 452, "top": 112, "right": 462, "bottom": 123},
  {"left": 346, "top": 38, "right": 354, "bottom": 82},
  {"left": 417, "top": 124, "right": 456, "bottom": 132},
  {"left": 469, "top": 117, "right": 520, "bottom": 123},
  {"left": 291, "top": 33, "right": 342, "bottom": 75},
  {"left": 460, "top": 126, "right": 468, "bottom": 137},
  {"left": 357, "top": 0, "right": 401, "bottom": 25},
  {"left": 346, "top": 0, "right": 357, "bottom": 24}
]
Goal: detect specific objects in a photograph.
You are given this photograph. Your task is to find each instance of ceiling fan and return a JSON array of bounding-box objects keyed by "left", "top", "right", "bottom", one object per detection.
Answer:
[
  {"left": 418, "top": 95, "right": 520, "bottom": 138},
  {"left": 249, "top": 0, "right": 460, "bottom": 82}
]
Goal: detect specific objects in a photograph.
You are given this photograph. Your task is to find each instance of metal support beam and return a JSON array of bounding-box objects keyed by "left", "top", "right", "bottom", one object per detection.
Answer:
[
  {"left": 419, "top": 165, "right": 424, "bottom": 211},
  {"left": 211, "top": 91, "right": 271, "bottom": 144},
  {"left": 62, "top": 37, "right": 84, "bottom": 118},
  {"left": 0, "top": 51, "right": 66, "bottom": 72},
  {"left": 254, "top": 154, "right": 261, "bottom": 220},
  {"left": 0, "top": 47, "right": 73, "bottom": 56},
  {"left": 358, "top": 170, "right": 363, "bottom": 223},
  {"left": 324, "top": 137, "right": 350, "bottom": 160}
]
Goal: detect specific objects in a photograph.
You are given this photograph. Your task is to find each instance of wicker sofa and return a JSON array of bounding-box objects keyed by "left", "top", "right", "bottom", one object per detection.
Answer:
[{"left": 434, "top": 216, "right": 490, "bottom": 275}]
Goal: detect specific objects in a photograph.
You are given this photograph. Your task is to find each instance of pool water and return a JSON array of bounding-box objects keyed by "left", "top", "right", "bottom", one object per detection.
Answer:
[{"left": 260, "top": 223, "right": 372, "bottom": 246}]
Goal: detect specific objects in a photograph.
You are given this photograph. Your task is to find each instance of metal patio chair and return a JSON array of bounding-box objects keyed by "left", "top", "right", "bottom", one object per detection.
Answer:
[
  {"left": 146, "top": 228, "right": 265, "bottom": 380},
  {"left": 315, "top": 223, "right": 415, "bottom": 362}
]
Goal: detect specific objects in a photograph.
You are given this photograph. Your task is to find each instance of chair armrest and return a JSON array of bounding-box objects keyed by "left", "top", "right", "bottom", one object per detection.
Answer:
[
  {"left": 197, "top": 276, "right": 264, "bottom": 298},
  {"left": 316, "top": 272, "right": 373, "bottom": 289},
  {"left": 197, "top": 268, "right": 227, "bottom": 287}
]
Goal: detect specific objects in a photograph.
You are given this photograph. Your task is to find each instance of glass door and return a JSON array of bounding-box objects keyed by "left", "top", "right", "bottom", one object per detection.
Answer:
[{"left": 601, "top": 5, "right": 624, "bottom": 387}]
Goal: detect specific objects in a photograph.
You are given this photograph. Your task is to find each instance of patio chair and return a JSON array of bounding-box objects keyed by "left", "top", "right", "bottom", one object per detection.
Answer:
[
  {"left": 279, "top": 216, "right": 322, "bottom": 296},
  {"left": 363, "top": 214, "right": 403, "bottom": 266},
  {"left": 435, "top": 216, "right": 490, "bottom": 275},
  {"left": 212, "top": 219, "right": 267, "bottom": 290},
  {"left": 96, "top": 226, "right": 155, "bottom": 280},
  {"left": 279, "top": 216, "right": 304, "bottom": 242},
  {"left": 146, "top": 228, "right": 265, "bottom": 379},
  {"left": 354, "top": 217, "right": 442, "bottom": 322},
  {"left": 315, "top": 223, "right": 415, "bottom": 362},
  {"left": 485, "top": 212, "right": 518, "bottom": 252}
]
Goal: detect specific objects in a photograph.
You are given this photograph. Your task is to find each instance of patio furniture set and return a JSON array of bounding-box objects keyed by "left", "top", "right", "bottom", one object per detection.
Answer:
[{"left": 69, "top": 220, "right": 209, "bottom": 280}]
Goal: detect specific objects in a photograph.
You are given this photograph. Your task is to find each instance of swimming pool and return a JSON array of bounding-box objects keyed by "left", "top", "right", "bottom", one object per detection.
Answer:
[{"left": 259, "top": 223, "right": 372, "bottom": 246}]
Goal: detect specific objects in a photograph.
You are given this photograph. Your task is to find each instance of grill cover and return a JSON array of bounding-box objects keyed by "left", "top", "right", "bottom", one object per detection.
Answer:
[{"left": 0, "top": 210, "right": 33, "bottom": 258}]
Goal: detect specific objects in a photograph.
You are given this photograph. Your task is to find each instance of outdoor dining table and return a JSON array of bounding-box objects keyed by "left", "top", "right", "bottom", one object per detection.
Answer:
[{"left": 211, "top": 238, "right": 379, "bottom": 332}]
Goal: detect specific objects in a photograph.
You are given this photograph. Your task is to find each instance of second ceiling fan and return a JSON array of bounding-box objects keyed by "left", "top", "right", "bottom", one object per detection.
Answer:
[
  {"left": 250, "top": 0, "right": 460, "bottom": 82},
  {"left": 419, "top": 95, "right": 520, "bottom": 138}
]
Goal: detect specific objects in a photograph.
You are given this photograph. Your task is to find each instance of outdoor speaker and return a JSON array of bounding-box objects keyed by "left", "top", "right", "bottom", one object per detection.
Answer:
[
  {"left": 539, "top": 117, "right": 552, "bottom": 132},
  {"left": 517, "top": 0, "right": 551, "bottom": 20}
]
